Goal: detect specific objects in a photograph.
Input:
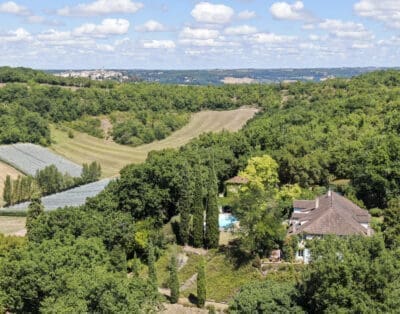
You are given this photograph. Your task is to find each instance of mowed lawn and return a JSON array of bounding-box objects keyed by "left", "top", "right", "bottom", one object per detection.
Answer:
[
  {"left": 0, "top": 216, "right": 26, "bottom": 236},
  {"left": 0, "top": 161, "right": 23, "bottom": 206},
  {"left": 51, "top": 108, "right": 258, "bottom": 178}
]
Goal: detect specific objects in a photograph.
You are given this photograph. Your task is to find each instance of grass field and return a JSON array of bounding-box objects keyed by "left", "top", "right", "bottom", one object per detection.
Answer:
[
  {"left": 0, "top": 216, "right": 26, "bottom": 236},
  {"left": 51, "top": 108, "right": 258, "bottom": 178},
  {"left": 0, "top": 161, "right": 23, "bottom": 206}
]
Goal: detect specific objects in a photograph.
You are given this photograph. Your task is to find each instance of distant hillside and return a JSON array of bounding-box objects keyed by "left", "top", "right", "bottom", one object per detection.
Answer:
[{"left": 49, "top": 67, "right": 397, "bottom": 85}]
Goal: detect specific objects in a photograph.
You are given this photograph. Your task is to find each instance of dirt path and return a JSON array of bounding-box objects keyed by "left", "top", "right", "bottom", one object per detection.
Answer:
[
  {"left": 180, "top": 273, "right": 198, "bottom": 292},
  {"left": 100, "top": 117, "right": 113, "bottom": 141},
  {"left": 0, "top": 216, "right": 26, "bottom": 236},
  {"left": 183, "top": 246, "right": 208, "bottom": 256},
  {"left": 159, "top": 288, "right": 229, "bottom": 313}
]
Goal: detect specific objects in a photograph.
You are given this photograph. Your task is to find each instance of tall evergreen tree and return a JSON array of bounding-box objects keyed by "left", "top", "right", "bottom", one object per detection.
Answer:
[
  {"left": 179, "top": 162, "right": 192, "bottom": 245},
  {"left": 197, "top": 258, "right": 206, "bottom": 308},
  {"left": 3, "top": 175, "right": 12, "bottom": 206},
  {"left": 147, "top": 241, "right": 158, "bottom": 291},
  {"left": 26, "top": 196, "right": 44, "bottom": 240},
  {"left": 110, "top": 245, "right": 127, "bottom": 273},
  {"left": 205, "top": 157, "right": 219, "bottom": 249},
  {"left": 169, "top": 254, "right": 180, "bottom": 304},
  {"left": 192, "top": 164, "right": 204, "bottom": 248}
]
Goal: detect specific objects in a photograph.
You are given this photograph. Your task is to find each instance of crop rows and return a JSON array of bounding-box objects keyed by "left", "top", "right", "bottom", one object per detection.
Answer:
[
  {"left": 0, "top": 143, "right": 82, "bottom": 177},
  {"left": 3, "top": 178, "right": 111, "bottom": 212}
]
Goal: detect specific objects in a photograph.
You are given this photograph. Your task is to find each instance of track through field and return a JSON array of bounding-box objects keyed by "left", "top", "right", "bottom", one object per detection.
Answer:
[{"left": 51, "top": 108, "right": 258, "bottom": 177}]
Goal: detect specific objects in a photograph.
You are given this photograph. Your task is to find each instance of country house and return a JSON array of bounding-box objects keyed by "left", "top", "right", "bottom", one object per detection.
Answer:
[{"left": 288, "top": 190, "right": 372, "bottom": 263}]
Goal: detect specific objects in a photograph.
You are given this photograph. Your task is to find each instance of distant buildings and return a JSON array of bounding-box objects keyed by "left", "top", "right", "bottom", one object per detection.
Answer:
[
  {"left": 288, "top": 190, "right": 372, "bottom": 263},
  {"left": 54, "top": 70, "right": 129, "bottom": 82}
]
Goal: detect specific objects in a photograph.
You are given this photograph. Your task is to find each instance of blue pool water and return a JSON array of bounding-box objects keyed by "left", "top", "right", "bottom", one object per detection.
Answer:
[{"left": 219, "top": 213, "right": 238, "bottom": 228}]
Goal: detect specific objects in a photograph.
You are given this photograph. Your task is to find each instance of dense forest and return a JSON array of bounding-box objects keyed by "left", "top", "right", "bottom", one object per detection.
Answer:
[
  {"left": 0, "top": 67, "right": 272, "bottom": 145},
  {"left": 1, "top": 68, "right": 400, "bottom": 312}
]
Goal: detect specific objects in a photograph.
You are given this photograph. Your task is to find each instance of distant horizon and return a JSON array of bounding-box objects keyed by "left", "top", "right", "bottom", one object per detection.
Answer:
[{"left": 40, "top": 66, "right": 398, "bottom": 71}]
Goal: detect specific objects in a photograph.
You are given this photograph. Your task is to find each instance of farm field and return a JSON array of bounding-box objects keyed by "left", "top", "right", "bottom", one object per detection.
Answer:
[
  {"left": 0, "top": 161, "right": 23, "bottom": 206},
  {"left": 0, "top": 143, "right": 82, "bottom": 177},
  {"left": 0, "top": 216, "right": 26, "bottom": 236},
  {"left": 51, "top": 108, "right": 258, "bottom": 177},
  {"left": 3, "top": 178, "right": 111, "bottom": 213}
]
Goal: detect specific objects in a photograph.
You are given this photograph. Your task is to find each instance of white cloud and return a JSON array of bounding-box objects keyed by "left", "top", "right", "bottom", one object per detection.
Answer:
[
  {"left": 24, "top": 15, "right": 45, "bottom": 24},
  {"left": 270, "top": 1, "right": 309, "bottom": 20},
  {"left": 0, "top": 1, "right": 30, "bottom": 15},
  {"left": 224, "top": 25, "right": 257, "bottom": 35},
  {"left": 57, "top": 0, "right": 143, "bottom": 16},
  {"left": 180, "top": 38, "right": 223, "bottom": 47},
  {"left": 319, "top": 19, "right": 373, "bottom": 40},
  {"left": 191, "top": 2, "right": 234, "bottom": 24},
  {"left": 0, "top": 27, "right": 31, "bottom": 42},
  {"left": 135, "top": 20, "right": 165, "bottom": 32},
  {"left": 354, "top": 0, "right": 400, "bottom": 28},
  {"left": 23, "top": 15, "right": 62, "bottom": 26},
  {"left": 352, "top": 42, "right": 373, "bottom": 49},
  {"left": 96, "top": 43, "right": 115, "bottom": 52},
  {"left": 180, "top": 27, "right": 219, "bottom": 39},
  {"left": 302, "top": 24, "right": 315, "bottom": 30},
  {"left": 238, "top": 10, "right": 256, "bottom": 20},
  {"left": 142, "top": 40, "right": 175, "bottom": 49},
  {"left": 73, "top": 19, "right": 130, "bottom": 37},
  {"left": 250, "top": 32, "right": 296, "bottom": 44},
  {"left": 37, "top": 30, "right": 72, "bottom": 42}
]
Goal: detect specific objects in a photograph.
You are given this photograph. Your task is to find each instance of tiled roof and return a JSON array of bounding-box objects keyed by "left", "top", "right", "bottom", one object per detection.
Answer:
[
  {"left": 225, "top": 176, "right": 249, "bottom": 185},
  {"left": 293, "top": 200, "right": 315, "bottom": 209},
  {"left": 289, "top": 191, "right": 371, "bottom": 236}
]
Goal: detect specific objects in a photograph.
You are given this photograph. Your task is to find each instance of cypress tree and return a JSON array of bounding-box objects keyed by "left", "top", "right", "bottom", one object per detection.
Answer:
[
  {"left": 205, "top": 157, "right": 220, "bottom": 249},
  {"left": 192, "top": 165, "right": 204, "bottom": 248},
  {"left": 147, "top": 241, "right": 158, "bottom": 291},
  {"left": 11, "top": 178, "right": 19, "bottom": 205},
  {"left": 179, "top": 163, "right": 192, "bottom": 245},
  {"left": 197, "top": 258, "right": 206, "bottom": 308},
  {"left": 110, "top": 245, "right": 127, "bottom": 273},
  {"left": 3, "top": 175, "right": 12, "bottom": 206},
  {"left": 169, "top": 254, "right": 180, "bottom": 304},
  {"left": 26, "top": 196, "right": 44, "bottom": 240}
]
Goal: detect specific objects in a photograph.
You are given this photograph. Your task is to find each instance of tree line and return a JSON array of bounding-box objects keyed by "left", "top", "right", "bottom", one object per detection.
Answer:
[{"left": 3, "top": 161, "right": 101, "bottom": 206}]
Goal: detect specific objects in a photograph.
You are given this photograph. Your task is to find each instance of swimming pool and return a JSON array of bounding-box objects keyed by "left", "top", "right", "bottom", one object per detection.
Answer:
[{"left": 219, "top": 213, "right": 238, "bottom": 228}]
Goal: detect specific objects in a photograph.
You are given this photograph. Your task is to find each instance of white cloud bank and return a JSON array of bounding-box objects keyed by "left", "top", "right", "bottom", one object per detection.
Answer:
[
  {"left": 224, "top": 25, "right": 257, "bottom": 35},
  {"left": 0, "top": 1, "right": 30, "bottom": 15},
  {"left": 319, "top": 19, "right": 373, "bottom": 40},
  {"left": 73, "top": 19, "right": 129, "bottom": 37},
  {"left": 142, "top": 40, "right": 175, "bottom": 49},
  {"left": 354, "top": 0, "right": 400, "bottom": 28},
  {"left": 57, "top": 0, "right": 143, "bottom": 16},
  {"left": 270, "top": 1, "right": 309, "bottom": 21},
  {"left": 135, "top": 20, "right": 165, "bottom": 32},
  {"left": 191, "top": 2, "right": 234, "bottom": 24}
]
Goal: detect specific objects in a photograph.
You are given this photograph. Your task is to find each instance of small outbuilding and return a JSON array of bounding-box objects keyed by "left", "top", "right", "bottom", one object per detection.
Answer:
[{"left": 224, "top": 176, "right": 249, "bottom": 196}]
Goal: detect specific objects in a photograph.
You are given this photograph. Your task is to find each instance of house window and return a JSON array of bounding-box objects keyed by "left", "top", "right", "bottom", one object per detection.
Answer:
[{"left": 298, "top": 249, "right": 304, "bottom": 257}]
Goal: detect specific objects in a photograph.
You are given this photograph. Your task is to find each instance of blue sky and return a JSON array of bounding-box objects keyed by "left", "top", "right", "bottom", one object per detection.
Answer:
[{"left": 0, "top": 0, "right": 399, "bottom": 69}]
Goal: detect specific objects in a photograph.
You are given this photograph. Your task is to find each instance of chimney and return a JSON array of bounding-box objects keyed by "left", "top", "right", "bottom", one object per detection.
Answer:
[{"left": 315, "top": 197, "right": 319, "bottom": 209}]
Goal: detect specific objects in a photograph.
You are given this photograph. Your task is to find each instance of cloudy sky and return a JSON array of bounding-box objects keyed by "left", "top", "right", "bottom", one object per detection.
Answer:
[{"left": 0, "top": 0, "right": 399, "bottom": 69}]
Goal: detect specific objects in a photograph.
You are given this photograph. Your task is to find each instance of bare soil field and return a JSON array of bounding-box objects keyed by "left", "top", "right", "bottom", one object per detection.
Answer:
[
  {"left": 0, "top": 216, "right": 26, "bottom": 236},
  {"left": 0, "top": 162, "right": 23, "bottom": 206},
  {"left": 51, "top": 108, "right": 258, "bottom": 178}
]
